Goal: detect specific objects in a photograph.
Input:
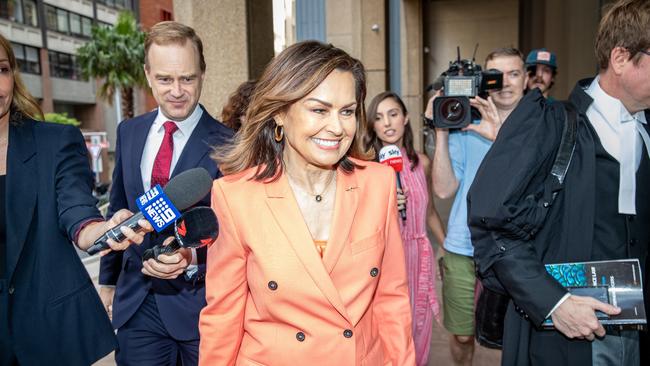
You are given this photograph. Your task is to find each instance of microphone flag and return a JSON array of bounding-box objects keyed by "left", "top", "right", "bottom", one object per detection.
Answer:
[
  {"left": 136, "top": 184, "right": 181, "bottom": 232},
  {"left": 378, "top": 144, "right": 403, "bottom": 172}
]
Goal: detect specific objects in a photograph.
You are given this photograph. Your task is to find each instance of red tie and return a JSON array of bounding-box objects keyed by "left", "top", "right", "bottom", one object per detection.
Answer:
[{"left": 151, "top": 121, "right": 178, "bottom": 188}]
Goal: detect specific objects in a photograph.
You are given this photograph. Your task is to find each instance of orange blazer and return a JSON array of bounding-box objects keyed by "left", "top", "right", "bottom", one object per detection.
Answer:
[{"left": 199, "top": 159, "right": 415, "bottom": 366}]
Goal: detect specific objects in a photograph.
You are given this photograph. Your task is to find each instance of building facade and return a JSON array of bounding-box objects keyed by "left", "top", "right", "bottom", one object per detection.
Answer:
[
  {"left": 170, "top": 0, "right": 616, "bottom": 152},
  {"left": 0, "top": 0, "right": 139, "bottom": 132}
]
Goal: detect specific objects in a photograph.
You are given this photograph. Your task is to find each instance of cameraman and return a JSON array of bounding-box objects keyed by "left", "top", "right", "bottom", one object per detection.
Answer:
[{"left": 426, "top": 47, "right": 528, "bottom": 366}]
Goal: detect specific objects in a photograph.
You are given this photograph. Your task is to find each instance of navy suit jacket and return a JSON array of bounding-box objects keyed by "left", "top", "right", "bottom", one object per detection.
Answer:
[
  {"left": 0, "top": 119, "right": 116, "bottom": 365},
  {"left": 99, "top": 106, "right": 232, "bottom": 340}
]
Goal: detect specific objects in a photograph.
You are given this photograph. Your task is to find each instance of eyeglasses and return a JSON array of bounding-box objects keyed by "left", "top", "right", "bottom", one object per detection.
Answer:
[{"left": 639, "top": 49, "right": 650, "bottom": 57}]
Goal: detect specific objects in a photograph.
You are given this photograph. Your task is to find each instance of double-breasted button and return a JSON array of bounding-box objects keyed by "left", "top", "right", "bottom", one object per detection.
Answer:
[
  {"left": 8, "top": 286, "right": 15, "bottom": 295},
  {"left": 343, "top": 329, "right": 353, "bottom": 338},
  {"left": 296, "top": 332, "right": 305, "bottom": 342},
  {"left": 481, "top": 218, "right": 487, "bottom": 224},
  {"left": 268, "top": 281, "right": 278, "bottom": 290},
  {"left": 629, "top": 239, "right": 638, "bottom": 246},
  {"left": 370, "top": 268, "right": 379, "bottom": 277}
]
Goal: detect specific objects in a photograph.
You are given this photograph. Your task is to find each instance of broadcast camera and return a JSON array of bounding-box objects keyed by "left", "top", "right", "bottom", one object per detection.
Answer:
[{"left": 426, "top": 46, "right": 503, "bottom": 129}]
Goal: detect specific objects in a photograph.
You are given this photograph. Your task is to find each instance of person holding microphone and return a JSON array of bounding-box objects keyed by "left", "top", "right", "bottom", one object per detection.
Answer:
[
  {"left": 200, "top": 40, "right": 415, "bottom": 365},
  {"left": 0, "top": 32, "right": 151, "bottom": 366},
  {"left": 365, "top": 91, "right": 446, "bottom": 366}
]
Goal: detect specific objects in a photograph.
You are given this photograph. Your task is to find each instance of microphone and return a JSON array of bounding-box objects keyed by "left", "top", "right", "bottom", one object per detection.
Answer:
[
  {"left": 378, "top": 145, "right": 407, "bottom": 221},
  {"left": 86, "top": 167, "right": 214, "bottom": 255},
  {"left": 142, "top": 206, "right": 219, "bottom": 262}
]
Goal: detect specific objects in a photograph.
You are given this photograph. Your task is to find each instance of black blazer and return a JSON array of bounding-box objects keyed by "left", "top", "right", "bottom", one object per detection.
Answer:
[
  {"left": 0, "top": 119, "right": 116, "bottom": 365},
  {"left": 99, "top": 106, "right": 233, "bottom": 340}
]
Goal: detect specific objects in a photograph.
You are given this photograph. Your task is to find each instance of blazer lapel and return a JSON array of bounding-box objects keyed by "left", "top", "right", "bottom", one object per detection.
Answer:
[
  {"left": 170, "top": 109, "right": 214, "bottom": 177},
  {"left": 129, "top": 115, "right": 153, "bottom": 195},
  {"left": 322, "top": 169, "right": 358, "bottom": 274},
  {"left": 265, "top": 174, "right": 351, "bottom": 322},
  {"left": 6, "top": 121, "right": 38, "bottom": 280}
]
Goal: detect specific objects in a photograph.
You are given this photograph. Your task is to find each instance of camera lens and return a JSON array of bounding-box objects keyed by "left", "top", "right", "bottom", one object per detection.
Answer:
[{"left": 440, "top": 98, "right": 466, "bottom": 123}]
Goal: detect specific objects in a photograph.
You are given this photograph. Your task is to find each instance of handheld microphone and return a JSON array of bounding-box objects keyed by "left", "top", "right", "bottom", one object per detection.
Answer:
[
  {"left": 142, "top": 206, "right": 219, "bottom": 262},
  {"left": 86, "top": 167, "right": 214, "bottom": 255},
  {"left": 378, "top": 144, "right": 407, "bottom": 221}
]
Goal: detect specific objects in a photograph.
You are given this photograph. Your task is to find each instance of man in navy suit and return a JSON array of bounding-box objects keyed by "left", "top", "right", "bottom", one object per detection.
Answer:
[{"left": 99, "top": 21, "right": 233, "bottom": 366}]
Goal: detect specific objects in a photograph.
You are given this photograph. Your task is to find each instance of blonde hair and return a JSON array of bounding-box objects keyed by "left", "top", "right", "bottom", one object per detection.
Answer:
[
  {"left": 0, "top": 33, "right": 43, "bottom": 122},
  {"left": 215, "top": 41, "right": 372, "bottom": 180},
  {"left": 145, "top": 21, "right": 205, "bottom": 72}
]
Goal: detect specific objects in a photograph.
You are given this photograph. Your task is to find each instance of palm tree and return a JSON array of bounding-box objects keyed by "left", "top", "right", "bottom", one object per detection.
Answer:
[{"left": 76, "top": 11, "right": 146, "bottom": 120}]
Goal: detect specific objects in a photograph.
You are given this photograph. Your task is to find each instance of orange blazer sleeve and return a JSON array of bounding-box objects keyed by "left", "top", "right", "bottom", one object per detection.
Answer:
[
  {"left": 199, "top": 180, "right": 247, "bottom": 366},
  {"left": 375, "top": 173, "right": 416, "bottom": 365}
]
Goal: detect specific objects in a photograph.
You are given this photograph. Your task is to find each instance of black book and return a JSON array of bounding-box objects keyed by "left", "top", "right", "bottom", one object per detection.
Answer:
[{"left": 542, "top": 259, "right": 646, "bottom": 331}]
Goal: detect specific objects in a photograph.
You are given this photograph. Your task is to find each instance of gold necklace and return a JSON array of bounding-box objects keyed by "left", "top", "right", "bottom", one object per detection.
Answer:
[{"left": 286, "top": 169, "right": 336, "bottom": 202}]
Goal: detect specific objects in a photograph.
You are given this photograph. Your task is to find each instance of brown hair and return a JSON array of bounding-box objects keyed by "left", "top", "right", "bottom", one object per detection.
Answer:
[
  {"left": 215, "top": 41, "right": 372, "bottom": 180},
  {"left": 144, "top": 21, "right": 206, "bottom": 72},
  {"left": 365, "top": 91, "right": 419, "bottom": 170},
  {"left": 485, "top": 47, "right": 525, "bottom": 68},
  {"left": 221, "top": 80, "right": 256, "bottom": 131},
  {"left": 0, "top": 33, "right": 43, "bottom": 123},
  {"left": 595, "top": 0, "right": 650, "bottom": 70}
]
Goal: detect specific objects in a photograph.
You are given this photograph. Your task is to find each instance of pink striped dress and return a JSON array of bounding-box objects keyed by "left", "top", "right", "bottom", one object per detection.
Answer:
[{"left": 398, "top": 151, "right": 440, "bottom": 366}]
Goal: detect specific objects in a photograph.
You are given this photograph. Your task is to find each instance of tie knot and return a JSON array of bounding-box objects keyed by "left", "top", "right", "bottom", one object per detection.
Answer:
[{"left": 163, "top": 121, "right": 178, "bottom": 135}]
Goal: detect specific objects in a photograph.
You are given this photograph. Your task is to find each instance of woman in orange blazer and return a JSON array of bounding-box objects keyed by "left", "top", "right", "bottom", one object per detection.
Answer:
[{"left": 199, "top": 41, "right": 415, "bottom": 366}]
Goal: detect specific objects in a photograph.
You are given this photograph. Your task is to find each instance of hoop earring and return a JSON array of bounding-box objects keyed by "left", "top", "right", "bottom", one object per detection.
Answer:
[{"left": 274, "top": 125, "right": 284, "bottom": 142}]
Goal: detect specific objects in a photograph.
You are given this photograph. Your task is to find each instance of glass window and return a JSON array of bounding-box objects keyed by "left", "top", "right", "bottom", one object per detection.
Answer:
[
  {"left": 99, "top": 0, "right": 116, "bottom": 7},
  {"left": 0, "top": 1, "right": 9, "bottom": 20},
  {"left": 69, "top": 13, "right": 81, "bottom": 35},
  {"left": 45, "top": 5, "right": 57, "bottom": 31},
  {"left": 24, "top": 46, "right": 40, "bottom": 74},
  {"left": 49, "top": 51, "right": 78, "bottom": 79},
  {"left": 11, "top": 43, "right": 24, "bottom": 60},
  {"left": 56, "top": 8, "right": 68, "bottom": 33},
  {"left": 12, "top": 0, "right": 24, "bottom": 24},
  {"left": 23, "top": 0, "right": 37, "bottom": 27},
  {"left": 82, "top": 17, "right": 92, "bottom": 37},
  {"left": 13, "top": 42, "right": 40, "bottom": 75},
  {"left": 0, "top": 0, "right": 37, "bottom": 26}
]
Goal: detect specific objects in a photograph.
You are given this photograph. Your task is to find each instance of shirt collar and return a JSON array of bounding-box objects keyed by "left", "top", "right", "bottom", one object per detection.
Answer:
[
  {"left": 587, "top": 76, "right": 647, "bottom": 126},
  {"left": 152, "top": 104, "right": 204, "bottom": 136}
]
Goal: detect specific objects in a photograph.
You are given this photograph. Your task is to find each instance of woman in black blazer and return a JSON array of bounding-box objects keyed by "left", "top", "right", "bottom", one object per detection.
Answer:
[{"left": 0, "top": 33, "right": 150, "bottom": 365}]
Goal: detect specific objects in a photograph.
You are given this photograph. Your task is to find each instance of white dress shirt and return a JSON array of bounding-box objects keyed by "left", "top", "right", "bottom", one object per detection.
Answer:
[
  {"left": 140, "top": 105, "right": 204, "bottom": 270},
  {"left": 586, "top": 76, "right": 649, "bottom": 215},
  {"left": 140, "top": 106, "right": 203, "bottom": 191},
  {"left": 547, "top": 77, "right": 649, "bottom": 319}
]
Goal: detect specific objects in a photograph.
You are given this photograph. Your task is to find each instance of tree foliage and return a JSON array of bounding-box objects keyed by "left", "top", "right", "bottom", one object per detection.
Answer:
[
  {"left": 44, "top": 112, "right": 81, "bottom": 127},
  {"left": 76, "top": 11, "right": 146, "bottom": 119}
]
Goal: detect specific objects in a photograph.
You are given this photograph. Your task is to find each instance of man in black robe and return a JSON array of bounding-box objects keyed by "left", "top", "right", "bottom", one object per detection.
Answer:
[{"left": 468, "top": 0, "right": 650, "bottom": 365}]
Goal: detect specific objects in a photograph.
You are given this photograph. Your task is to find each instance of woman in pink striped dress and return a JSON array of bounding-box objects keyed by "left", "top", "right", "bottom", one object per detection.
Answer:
[{"left": 366, "top": 92, "right": 446, "bottom": 366}]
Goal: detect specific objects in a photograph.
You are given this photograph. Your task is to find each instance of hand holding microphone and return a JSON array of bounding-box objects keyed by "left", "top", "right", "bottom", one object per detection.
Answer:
[
  {"left": 86, "top": 167, "right": 214, "bottom": 255},
  {"left": 76, "top": 209, "right": 152, "bottom": 253},
  {"left": 141, "top": 207, "right": 219, "bottom": 279},
  {"left": 378, "top": 144, "right": 407, "bottom": 221},
  {"left": 143, "top": 206, "right": 219, "bottom": 262}
]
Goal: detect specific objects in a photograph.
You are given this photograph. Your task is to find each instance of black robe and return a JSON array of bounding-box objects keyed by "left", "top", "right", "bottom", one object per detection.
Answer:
[{"left": 468, "top": 80, "right": 650, "bottom": 365}]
